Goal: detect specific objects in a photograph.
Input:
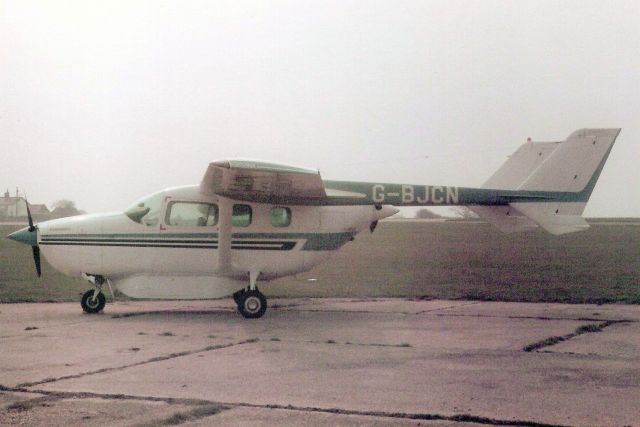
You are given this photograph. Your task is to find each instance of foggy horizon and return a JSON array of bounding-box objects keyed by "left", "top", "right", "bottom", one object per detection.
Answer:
[{"left": 2, "top": 1, "right": 639, "bottom": 217}]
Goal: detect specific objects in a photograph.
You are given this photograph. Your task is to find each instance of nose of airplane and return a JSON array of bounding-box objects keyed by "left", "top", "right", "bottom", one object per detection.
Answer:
[{"left": 7, "top": 226, "right": 38, "bottom": 246}]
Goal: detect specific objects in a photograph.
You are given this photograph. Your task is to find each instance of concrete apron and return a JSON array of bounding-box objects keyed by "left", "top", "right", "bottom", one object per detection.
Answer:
[{"left": 1, "top": 298, "right": 639, "bottom": 426}]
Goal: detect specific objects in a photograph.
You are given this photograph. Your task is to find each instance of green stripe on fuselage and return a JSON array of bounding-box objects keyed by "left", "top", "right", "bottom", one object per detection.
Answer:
[
  {"left": 320, "top": 182, "right": 597, "bottom": 206},
  {"left": 41, "top": 232, "right": 356, "bottom": 251},
  {"left": 320, "top": 134, "right": 616, "bottom": 206}
]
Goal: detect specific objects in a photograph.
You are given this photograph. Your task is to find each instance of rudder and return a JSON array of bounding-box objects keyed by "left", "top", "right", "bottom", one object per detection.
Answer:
[{"left": 470, "top": 128, "right": 620, "bottom": 235}]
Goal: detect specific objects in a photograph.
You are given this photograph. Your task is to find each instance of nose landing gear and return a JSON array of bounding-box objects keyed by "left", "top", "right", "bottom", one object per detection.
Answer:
[
  {"left": 81, "top": 289, "right": 106, "bottom": 313},
  {"left": 81, "top": 274, "right": 107, "bottom": 314}
]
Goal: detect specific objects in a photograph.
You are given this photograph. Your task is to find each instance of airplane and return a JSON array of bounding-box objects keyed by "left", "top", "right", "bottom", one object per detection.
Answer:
[{"left": 7, "top": 128, "right": 620, "bottom": 318}]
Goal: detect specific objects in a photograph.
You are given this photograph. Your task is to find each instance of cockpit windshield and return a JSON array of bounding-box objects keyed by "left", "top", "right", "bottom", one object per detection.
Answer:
[{"left": 124, "top": 191, "right": 164, "bottom": 226}]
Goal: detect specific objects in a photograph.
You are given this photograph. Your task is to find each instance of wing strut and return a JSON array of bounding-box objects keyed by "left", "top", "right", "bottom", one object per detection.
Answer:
[{"left": 217, "top": 199, "right": 233, "bottom": 272}]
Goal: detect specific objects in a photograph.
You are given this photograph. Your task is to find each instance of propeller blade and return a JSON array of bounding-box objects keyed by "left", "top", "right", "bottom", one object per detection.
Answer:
[
  {"left": 25, "top": 198, "right": 35, "bottom": 232},
  {"left": 32, "top": 245, "right": 41, "bottom": 277}
]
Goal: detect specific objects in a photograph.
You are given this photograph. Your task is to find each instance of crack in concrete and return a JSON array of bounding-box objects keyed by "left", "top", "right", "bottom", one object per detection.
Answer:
[
  {"left": 233, "top": 402, "right": 571, "bottom": 427},
  {"left": 0, "top": 385, "right": 571, "bottom": 427},
  {"left": 0, "top": 384, "right": 212, "bottom": 406},
  {"left": 306, "top": 339, "right": 412, "bottom": 348},
  {"left": 522, "top": 320, "right": 631, "bottom": 352},
  {"left": 276, "top": 302, "right": 482, "bottom": 316},
  {"left": 433, "top": 313, "right": 633, "bottom": 323},
  {"left": 277, "top": 308, "right": 411, "bottom": 315},
  {"left": 415, "top": 301, "right": 483, "bottom": 314},
  {"left": 14, "top": 338, "right": 259, "bottom": 388}
]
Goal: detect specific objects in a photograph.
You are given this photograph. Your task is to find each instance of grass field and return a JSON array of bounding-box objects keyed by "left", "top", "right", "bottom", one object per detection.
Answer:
[
  {"left": 1, "top": 222, "right": 639, "bottom": 304},
  {"left": 0, "top": 226, "right": 88, "bottom": 302}
]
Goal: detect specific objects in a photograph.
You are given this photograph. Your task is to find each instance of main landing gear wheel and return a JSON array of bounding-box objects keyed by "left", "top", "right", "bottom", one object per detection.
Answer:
[
  {"left": 237, "top": 289, "right": 267, "bottom": 319},
  {"left": 81, "top": 289, "right": 106, "bottom": 314},
  {"left": 232, "top": 289, "right": 245, "bottom": 306}
]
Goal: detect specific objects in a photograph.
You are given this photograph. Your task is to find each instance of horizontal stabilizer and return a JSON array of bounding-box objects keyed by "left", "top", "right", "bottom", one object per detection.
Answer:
[
  {"left": 510, "top": 203, "right": 590, "bottom": 235},
  {"left": 468, "top": 205, "right": 538, "bottom": 233}
]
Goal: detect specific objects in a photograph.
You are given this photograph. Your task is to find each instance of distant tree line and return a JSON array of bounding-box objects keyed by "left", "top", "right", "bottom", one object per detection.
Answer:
[
  {"left": 50, "top": 200, "right": 86, "bottom": 218},
  {"left": 415, "top": 208, "right": 442, "bottom": 219}
]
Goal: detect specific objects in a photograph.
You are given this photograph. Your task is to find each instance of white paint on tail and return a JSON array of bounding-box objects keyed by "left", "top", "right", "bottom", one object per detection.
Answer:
[
  {"left": 483, "top": 141, "right": 560, "bottom": 190},
  {"left": 517, "top": 129, "right": 619, "bottom": 193},
  {"left": 471, "top": 128, "right": 620, "bottom": 235}
]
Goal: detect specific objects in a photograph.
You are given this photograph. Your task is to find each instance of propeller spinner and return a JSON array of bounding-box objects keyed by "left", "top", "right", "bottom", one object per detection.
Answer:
[{"left": 7, "top": 199, "right": 42, "bottom": 277}]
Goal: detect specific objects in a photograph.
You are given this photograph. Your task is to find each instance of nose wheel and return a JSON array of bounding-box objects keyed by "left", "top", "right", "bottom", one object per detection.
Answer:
[
  {"left": 234, "top": 288, "right": 267, "bottom": 319},
  {"left": 81, "top": 274, "right": 107, "bottom": 314},
  {"left": 81, "top": 289, "right": 106, "bottom": 313}
]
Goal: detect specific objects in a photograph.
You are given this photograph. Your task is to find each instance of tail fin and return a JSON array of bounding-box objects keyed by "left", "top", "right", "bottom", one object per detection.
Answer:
[{"left": 470, "top": 128, "right": 620, "bottom": 235}]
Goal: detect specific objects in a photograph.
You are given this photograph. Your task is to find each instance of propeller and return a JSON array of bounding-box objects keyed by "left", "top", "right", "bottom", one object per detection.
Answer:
[
  {"left": 7, "top": 198, "right": 42, "bottom": 277},
  {"left": 25, "top": 199, "right": 41, "bottom": 277},
  {"left": 26, "top": 199, "right": 35, "bottom": 231},
  {"left": 32, "top": 245, "right": 41, "bottom": 277}
]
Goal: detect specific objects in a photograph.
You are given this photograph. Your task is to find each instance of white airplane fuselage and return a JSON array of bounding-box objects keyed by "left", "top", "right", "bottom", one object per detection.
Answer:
[{"left": 37, "top": 184, "right": 397, "bottom": 299}]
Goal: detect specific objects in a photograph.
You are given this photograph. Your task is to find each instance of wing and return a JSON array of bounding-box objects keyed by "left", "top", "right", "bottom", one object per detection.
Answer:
[{"left": 200, "top": 159, "right": 328, "bottom": 204}]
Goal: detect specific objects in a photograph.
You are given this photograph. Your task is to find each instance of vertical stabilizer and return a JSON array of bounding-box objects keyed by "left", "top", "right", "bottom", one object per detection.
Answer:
[
  {"left": 470, "top": 128, "right": 620, "bottom": 235},
  {"left": 516, "top": 128, "right": 620, "bottom": 196},
  {"left": 483, "top": 141, "right": 561, "bottom": 190}
]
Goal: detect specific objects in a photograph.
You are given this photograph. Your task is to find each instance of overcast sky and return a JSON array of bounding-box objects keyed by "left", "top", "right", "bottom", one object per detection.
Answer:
[{"left": 1, "top": 0, "right": 638, "bottom": 217}]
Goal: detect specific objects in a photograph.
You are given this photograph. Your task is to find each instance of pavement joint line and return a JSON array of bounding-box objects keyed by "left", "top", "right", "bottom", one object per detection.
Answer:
[
  {"left": 433, "top": 313, "right": 635, "bottom": 323},
  {"left": 276, "top": 303, "right": 481, "bottom": 316},
  {"left": 279, "top": 302, "right": 483, "bottom": 316},
  {"left": 0, "top": 385, "right": 571, "bottom": 427},
  {"left": 0, "top": 384, "right": 213, "bottom": 406},
  {"left": 522, "top": 320, "right": 632, "bottom": 352},
  {"left": 306, "top": 339, "right": 412, "bottom": 348},
  {"left": 415, "top": 301, "right": 483, "bottom": 315},
  {"left": 224, "top": 402, "right": 572, "bottom": 427},
  {"left": 277, "top": 308, "right": 410, "bottom": 314},
  {"left": 14, "top": 337, "right": 260, "bottom": 388}
]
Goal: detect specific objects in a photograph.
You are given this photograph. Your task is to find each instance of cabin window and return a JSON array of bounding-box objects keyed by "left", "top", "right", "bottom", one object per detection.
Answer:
[
  {"left": 270, "top": 207, "right": 291, "bottom": 227},
  {"left": 165, "top": 202, "right": 218, "bottom": 227},
  {"left": 124, "top": 191, "right": 164, "bottom": 226},
  {"left": 232, "top": 204, "right": 252, "bottom": 227}
]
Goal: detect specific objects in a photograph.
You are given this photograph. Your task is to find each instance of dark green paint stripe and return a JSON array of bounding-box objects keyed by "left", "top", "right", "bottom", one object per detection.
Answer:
[
  {"left": 44, "top": 233, "right": 220, "bottom": 239},
  {"left": 39, "top": 242, "right": 296, "bottom": 251}
]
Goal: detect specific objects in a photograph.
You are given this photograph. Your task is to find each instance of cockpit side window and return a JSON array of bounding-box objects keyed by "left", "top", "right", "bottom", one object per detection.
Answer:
[
  {"left": 124, "top": 191, "right": 164, "bottom": 226},
  {"left": 165, "top": 202, "right": 218, "bottom": 227},
  {"left": 270, "top": 207, "right": 291, "bottom": 227},
  {"left": 232, "top": 204, "right": 252, "bottom": 227}
]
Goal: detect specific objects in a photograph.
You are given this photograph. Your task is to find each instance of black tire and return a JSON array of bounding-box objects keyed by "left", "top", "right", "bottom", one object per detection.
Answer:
[
  {"left": 238, "top": 289, "right": 267, "bottom": 319},
  {"left": 81, "top": 289, "right": 106, "bottom": 314},
  {"left": 232, "top": 289, "right": 246, "bottom": 306}
]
